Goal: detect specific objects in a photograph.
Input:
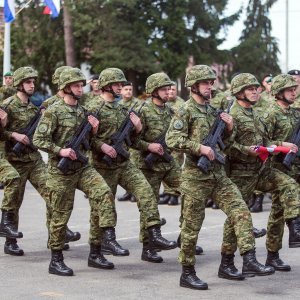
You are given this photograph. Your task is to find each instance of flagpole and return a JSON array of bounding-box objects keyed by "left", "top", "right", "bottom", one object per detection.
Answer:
[{"left": 3, "top": 0, "right": 35, "bottom": 79}]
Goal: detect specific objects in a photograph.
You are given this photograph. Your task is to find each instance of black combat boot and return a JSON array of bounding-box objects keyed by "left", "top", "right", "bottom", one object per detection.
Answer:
[
  {"left": 49, "top": 250, "right": 73, "bottom": 276},
  {"left": 88, "top": 244, "right": 114, "bottom": 269},
  {"left": 242, "top": 249, "right": 275, "bottom": 276},
  {"left": 168, "top": 195, "right": 179, "bottom": 206},
  {"left": 180, "top": 266, "right": 208, "bottom": 290},
  {"left": 247, "top": 195, "right": 255, "bottom": 210},
  {"left": 4, "top": 238, "right": 24, "bottom": 256},
  {"left": 206, "top": 198, "right": 213, "bottom": 208},
  {"left": 177, "top": 234, "right": 203, "bottom": 255},
  {"left": 265, "top": 251, "right": 291, "bottom": 271},
  {"left": 0, "top": 183, "right": 4, "bottom": 189},
  {"left": 117, "top": 192, "right": 132, "bottom": 202},
  {"left": 65, "top": 227, "right": 81, "bottom": 243},
  {"left": 253, "top": 227, "right": 267, "bottom": 238},
  {"left": 250, "top": 194, "right": 264, "bottom": 213},
  {"left": 160, "top": 218, "right": 167, "bottom": 226},
  {"left": 158, "top": 194, "right": 170, "bottom": 205},
  {"left": 0, "top": 211, "right": 23, "bottom": 239},
  {"left": 141, "top": 242, "right": 163, "bottom": 263},
  {"left": 129, "top": 195, "right": 137, "bottom": 202},
  {"left": 101, "top": 228, "right": 130, "bottom": 256},
  {"left": 212, "top": 201, "right": 219, "bottom": 209},
  {"left": 148, "top": 225, "right": 177, "bottom": 250},
  {"left": 218, "top": 253, "right": 245, "bottom": 280},
  {"left": 287, "top": 217, "right": 300, "bottom": 248}
]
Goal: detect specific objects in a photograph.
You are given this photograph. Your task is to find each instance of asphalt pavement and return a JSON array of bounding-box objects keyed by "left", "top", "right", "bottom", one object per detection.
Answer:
[{"left": 0, "top": 183, "right": 299, "bottom": 300}]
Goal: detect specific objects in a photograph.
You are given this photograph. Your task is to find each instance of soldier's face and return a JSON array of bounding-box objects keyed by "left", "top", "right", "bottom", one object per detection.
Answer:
[
  {"left": 243, "top": 86, "right": 258, "bottom": 102},
  {"left": 168, "top": 85, "right": 177, "bottom": 100},
  {"left": 69, "top": 81, "right": 84, "bottom": 97},
  {"left": 198, "top": 80, "right": 214, "bottom": 98},
  {"left": 121, "top": 85, "right": 133, "bottom": 99},
  {"left": 282, "top": 87, "right": 297, "bottom": 103},
  {"left": 4, "top": 76, "right": 13, "bottom": 86},
  {"left": 292, "top": 75, "right": 300, "bottom": 85},
  {"left": 157, "top": 86, "right": 170, "bottom": 102},
  {"left": 90, "top": 80, "right": 100, "bottom": 92},
  {"left": 111, "top": 82, "right": 123, "bottom": 95},
  {"left": 22, "top": 78, "right": 35, "bottom": 96}
]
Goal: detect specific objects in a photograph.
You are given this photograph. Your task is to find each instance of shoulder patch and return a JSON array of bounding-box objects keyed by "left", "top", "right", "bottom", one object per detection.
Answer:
[
  {"left": 173, "top": 119, "right": 184, "bottom": 130},
  {"left": 38, "top": 123, "right": 48, "bottom": 133}
]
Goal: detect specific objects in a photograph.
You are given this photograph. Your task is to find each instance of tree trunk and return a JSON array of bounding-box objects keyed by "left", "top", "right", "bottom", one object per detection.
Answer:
[{"left": 63, "top": 4, "right": 76, "bottom": 67}]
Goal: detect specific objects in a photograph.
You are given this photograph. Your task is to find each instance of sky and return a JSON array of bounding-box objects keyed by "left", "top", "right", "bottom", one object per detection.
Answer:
[
  {"left": 1, "top": 0, "right": 299, "bottom": 73},
  {"left": 220, "top": 0, "right": 300, "bottom": 72}
]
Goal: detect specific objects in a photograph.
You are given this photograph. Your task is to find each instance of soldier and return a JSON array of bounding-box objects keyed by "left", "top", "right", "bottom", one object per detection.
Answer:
[
  {"left": 158, "top": 81, "right": 185, "bottom": 206},
  {"left": 0, "top": 71, "right": 16, "bottom": 103},
  {"left": 0, "top": 107, "right": 23, "bottom": 244},
  {"left": 0, "top": 67, "right": 51, "bottom": 256},
  {"left": 33, "top": 67, "right": 120, "bottom": 276},
  {"left": 166, "top": 65, "right": 274, "bottom": 290},
  {"left": 227, "top": 73, "right": 300, "bottom": 272},
  {"left": 86, "top": 67, "right": 177, "bottom": 263},
  {"left": 288, "top": 69, "right": 300, "bottom": 110},
  {"left": 81, "top": 74, "right": 102, "bottom": 108}
]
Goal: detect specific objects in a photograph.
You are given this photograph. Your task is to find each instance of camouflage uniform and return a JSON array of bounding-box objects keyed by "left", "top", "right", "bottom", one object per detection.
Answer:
[
  {"left": 227, "top": 73, "right": 300, "bottom": 254},
  {"left": 166, "top": 66, "right": 255, "bottom": 268},
  {"left": 33, "top": 68, "right": 118, "bottom": 251}
]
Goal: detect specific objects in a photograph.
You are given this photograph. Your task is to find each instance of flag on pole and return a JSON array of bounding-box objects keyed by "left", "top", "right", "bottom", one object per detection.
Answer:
[
  {"left": 44, "top": 0, "right": 61, "bottom": 18},
  {"left": 4, "top": 0, "right": 16, "bottom": 23}
]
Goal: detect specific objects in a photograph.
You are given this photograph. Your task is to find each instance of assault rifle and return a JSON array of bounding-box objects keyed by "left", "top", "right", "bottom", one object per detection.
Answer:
[
  {"left": 12, "top": 107, "right": 42, "bottom": 156},
  {"left": 282, "top": 119, "right": 300, "bottom": 170},
  {"left": 57, "top": 103, "right": 104, "bottom": 174},
  {"left": 144, "top": 130, "right": 173, "bottom": 169},
  {"left": 197, "top": 100, "right": 233, "bottom": 174},
  {"left": 102, "top": 102, "right": 145, "bottom": 166}
]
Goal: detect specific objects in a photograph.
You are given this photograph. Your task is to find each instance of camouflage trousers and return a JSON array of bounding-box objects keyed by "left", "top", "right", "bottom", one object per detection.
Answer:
[
  {"left": 93, "top": 160, "right": 161, "bottom": 243},
  {"left": 230, "top": 165, "right": 300, "bottom": 252},
  {"left": 0, "top": 158, "right": 21, "bottom": 216},
  {"left": 179, "top": 168, "right": 254, "bottom": 266},
  {"left": 162, "top": 152, "right": 184, "bottom": 196},
  {"left": 1, "top": 157, "right": 50, "bottom": 229},
  {"left": 47, "top": 164, "right": 116, "bottom": 250}
]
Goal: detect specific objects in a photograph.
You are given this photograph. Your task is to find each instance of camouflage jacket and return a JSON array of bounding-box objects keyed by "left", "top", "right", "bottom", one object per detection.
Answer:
[
  {"left": 2, "top": 95, "right": 42, "bottom": 162},
  {"left": 33, "top": 99, "right": 90, "bottom": 171},
  {"left": 81, "top": 91, "right": 98, "bottom": 108},
  {"left": 86, "top": 96, "right": 139, "bottom": 169},
  {"left": 166, "top": 96, "right": 185, "bottom": 113},
  {"left": 165, "top": 96, "right": 231, "bottom": 179},
  {"left": 132, "top": 99, "right": 176, "bottom": 171},
  {"left": 254, "top": 90, "right": 275, "bottom": 113},
  {"left": 0, "top": 85, "right": 17, "bottom": 103},
  {"left": 265, "top": 102, "right": 300, "bottom": 172},
  {"left": 290, "top": 92, "right": 300, "bottom": 110},
  {"left": 119, "top": 97, "right": 141, "bottom": 110},
  {"left": 41, "top": 94, "right": 63, "bottom": 110},
  {"left": 227, "top": 101, "right": 272, "bottom": 168}
]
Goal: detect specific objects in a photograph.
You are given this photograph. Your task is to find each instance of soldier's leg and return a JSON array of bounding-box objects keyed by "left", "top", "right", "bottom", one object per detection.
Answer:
[
  {"left": 92, "top": 166, "right": 128, "bottom": 256},
  {"left": 77, "top": 166, "right": 116, "bottom": 269},
  {"left": 214, "top": 176, "right": 273, "bottom": 278},
  {"left": 121, "top": 162, "right": 176, "bottom": 262},
  {"left": 0, "top": 158, "right": 22, "bottom": 239}
]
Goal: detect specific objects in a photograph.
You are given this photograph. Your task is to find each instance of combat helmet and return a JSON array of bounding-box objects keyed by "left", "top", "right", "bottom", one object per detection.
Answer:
[
  {"left": 185, "top": 65, "right": 216, "bottom": 87},
  {"left": 13, "top": 67, "right": 38, "bottom": 87},
  {"left": 271, "top": 74, "right": 298, "bottom": 96},
  {"left": 52, "top": 66, "right": 73, "bottom": 85},
  {"left": 98, "top": 68, "right": 127, "bottom": 89},
  {"left": 145, "top": 73, "right": 173, "bottom": 94},
  {"left": 59, "top": 68, "right": 86, "bottom": 90},
  {"left": 230, "top": 73, "right": 260, "bottom": 95}
]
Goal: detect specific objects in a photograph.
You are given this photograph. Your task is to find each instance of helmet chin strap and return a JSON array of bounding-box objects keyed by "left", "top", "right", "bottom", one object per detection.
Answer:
[
  {"left": 239, "top": 96, "right": 256, "bottom": 105},
  {"left": 102, "top": 86, "right": 118, "bottom": 98},
  {"left": 17, "top": 86, "right": 32, "bottom": 98},
  {"left": 64, "top": 89, "right": 81, "bottom": 101},
  {"left": 191, "top": 85, "right": 210, "bottom": 100},
  {"left": 277, "top": 94, "right": 293, "bottom": 105}
]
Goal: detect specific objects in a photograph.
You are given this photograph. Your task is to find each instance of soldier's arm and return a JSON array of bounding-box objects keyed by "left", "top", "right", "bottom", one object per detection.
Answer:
[
  {"left": 165, "top": 109, "right": 201, "bottom": 155},
  {"left": 263, "top": 111, "right": 284, "bottom": 146},
  {"left": 33, "top": 109, "right": 61, "bottom": 155}
]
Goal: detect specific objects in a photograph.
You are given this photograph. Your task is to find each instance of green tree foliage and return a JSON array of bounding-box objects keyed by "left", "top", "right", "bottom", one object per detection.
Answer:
[{"left": 231, "top": 0, "right": 281, "bottom": 82}]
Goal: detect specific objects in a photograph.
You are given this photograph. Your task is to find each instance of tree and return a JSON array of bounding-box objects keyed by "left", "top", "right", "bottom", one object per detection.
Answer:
[{"left": 231, "top": 0, "right": 281, "bottom": 82}]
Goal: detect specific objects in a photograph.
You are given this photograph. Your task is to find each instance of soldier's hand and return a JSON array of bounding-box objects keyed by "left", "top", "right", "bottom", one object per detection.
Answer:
[
  {"left": 248, "top": 145, "right": 260, "bottom": 157},
  {"left": 200, "top": 145, "right": 215, "bottom": 160},
  {"left": 101, "top": 143, "right": 117, "bottom": 158},
  {"left": 130, "top": 112, "right": 142, "bottom": 133},
  {"left": 148, "top": 143, "right": 164, "bottom": 155},
  {"left": 88, "top": 115, "right": 99, "bottom": 135},
  {"left": 0, "top": 109, "right": 8, "bottom": 127},
  {"left": 11, "top": 132, "right": 30, "bottom": 145},
  {"left": 282, "top": 142, "right": 298, "bottom": 153},
  {"left": 220, "top": 112, "right": 233, "bottom": 131},
  {"left": 59, "top": 148, "right": 77, "bottom": 160}
]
